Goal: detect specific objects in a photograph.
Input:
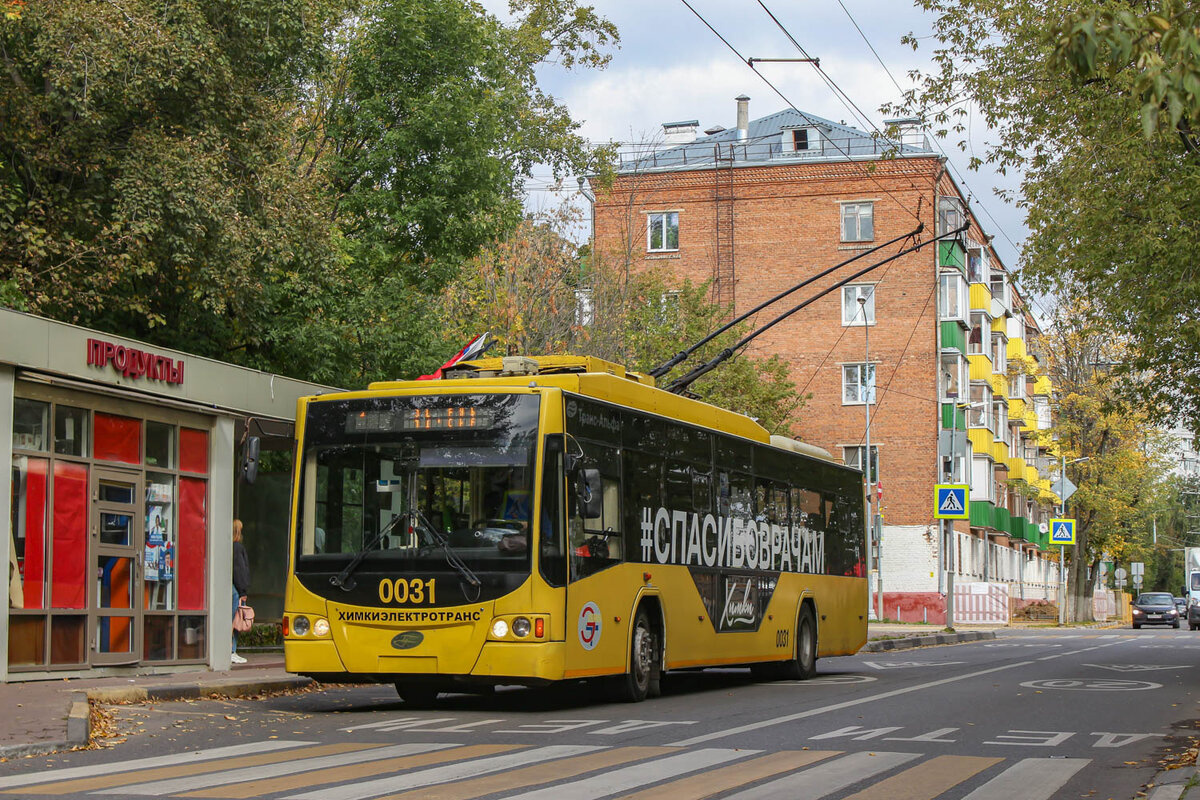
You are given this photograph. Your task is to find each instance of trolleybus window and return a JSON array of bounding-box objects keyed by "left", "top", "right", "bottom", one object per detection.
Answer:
[{"left": 294, "top": 394, "right": 541, "bottom": 607}]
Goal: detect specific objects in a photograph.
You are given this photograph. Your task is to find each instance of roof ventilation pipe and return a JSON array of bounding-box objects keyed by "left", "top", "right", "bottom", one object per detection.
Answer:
[{"left": 736, "top": 95, "right": 750, "bottom": 141}]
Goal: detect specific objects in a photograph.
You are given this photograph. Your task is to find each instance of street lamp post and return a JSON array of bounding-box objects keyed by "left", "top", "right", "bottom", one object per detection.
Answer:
[
  {"left": 1058, "top": 454, "right": 1089, "bottom": 625},
  {"left": 858, "top": 296, "right": 880, "bottom": 621}
]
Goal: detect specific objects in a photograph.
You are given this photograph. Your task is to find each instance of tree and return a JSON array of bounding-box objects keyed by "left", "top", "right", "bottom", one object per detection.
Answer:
[
  {"left": 264, "top": 0, "right": 619, "bottom": 387},
  {"left": 889, "top": 0, "right": 1200, "bottom": 434},
  {"left": 1040, "top": 302, "right": 1169, "bottom": 621},
  {"left": 0, "top": 0, "right": 337, "bottom": 358},
  {"left": 439, "top": 206, "right": 805, "bottom": 433}
]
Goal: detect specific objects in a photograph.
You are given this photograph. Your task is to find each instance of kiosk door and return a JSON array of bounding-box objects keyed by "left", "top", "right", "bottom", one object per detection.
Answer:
[{"left": 91, "top": 469, "right": 144, "bottom": 665}]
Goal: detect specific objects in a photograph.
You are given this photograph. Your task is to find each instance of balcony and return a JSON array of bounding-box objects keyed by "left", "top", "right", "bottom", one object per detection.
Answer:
[
  {"left": 970, "top": 500, "right": 996, "bottom": 529},
  {"left": 968, "top": 428, "right": 993, "bottom": 453},
  {"left": 1033, "top": 375, "right": 1053, "bottom": 396},
  {"left": 969, "top": 284, "right": 993, "bottom": 311},
  {"left": 939, "top": 241, "right": 966, "bottom": 272},
  {"left": 1007, "top": 337, "right": 1028, "bottom": 361},
  {"left": 941, "top": 403, "right": 968, "bottom": 431},
  {"left": 941, "top": 322, "right": 967, "bottom": 353},
  {"left": 988, "top": 372, "right": 1009, "bottom": 397},
  {"left": 969, "top": 354, "right": 993, "bottom": 381}
]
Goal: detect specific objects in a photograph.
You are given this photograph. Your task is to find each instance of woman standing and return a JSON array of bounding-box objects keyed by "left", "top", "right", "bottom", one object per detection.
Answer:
[{"left": 231, "top": 519, "right": 251, "bottom": 664}]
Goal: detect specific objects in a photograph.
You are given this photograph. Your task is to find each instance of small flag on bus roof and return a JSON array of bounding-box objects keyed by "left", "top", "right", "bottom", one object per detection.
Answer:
[{"left": 418, "top": 332, "right": 491, "bottom": 380}]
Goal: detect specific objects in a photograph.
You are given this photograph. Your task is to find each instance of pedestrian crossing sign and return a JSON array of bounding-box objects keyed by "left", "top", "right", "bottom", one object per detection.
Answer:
[
  {"left": 934, "top": 484, "right": 969, "bottom": 519},
  {"left": 1049, "top": 518, "right": 1076, "bottom": 546}
]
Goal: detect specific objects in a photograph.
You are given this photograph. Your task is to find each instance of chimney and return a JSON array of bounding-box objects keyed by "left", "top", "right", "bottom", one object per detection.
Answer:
[
  {"left": 736, "top": 95, "right": 750, "bottom": 141},
  {"left": 884, "top": 117, "right": 928, "bottom": 151},
  {"left": 661, "top": 120, "right": 699, "bottom": 146}
]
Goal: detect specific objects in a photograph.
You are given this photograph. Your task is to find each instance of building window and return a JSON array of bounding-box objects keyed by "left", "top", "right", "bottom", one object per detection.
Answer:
[
  {"left": 647, "top": 211, "right": 679, "bottom": 252},
  {"left": 970, "top": 382, "right": 993, "bottom": 430},
  {"left": 938, "top": 196, "right": 965, "bottom": 236},
  {"left": 991, "top": 332, "right": 1007, "bottom": 374},
  {"left": 842, "top": 363, "right": 876, "bottom": 405},
  {"left": 942, "top": 352, "right": 967, "bottom": 401},
  {"left": 841, "top": 202, "right": 874, "bottom": 242},
  {"left": 994, "top": 400, "right": 1010, "bottom": 445},
  {"left": 968, "top": 312, "right": 989, "bottom": 355},
  {"left": 940, "top": 271, "right": 968, "bottom": 322},
  {"left": 843, "top": 445, "right": 879, "bottom": 477},
  {"left": 990, "top": 271, "right": 1008, "bottom": 307},
  {"left": 967, "top": 245, "right": 986, "bottom": 284},
  {"left": 842, "top": 285, "right": 875, "bottom": 325},
  {"left": 574, "top": 288, "right": 594, "bottom": 326}
]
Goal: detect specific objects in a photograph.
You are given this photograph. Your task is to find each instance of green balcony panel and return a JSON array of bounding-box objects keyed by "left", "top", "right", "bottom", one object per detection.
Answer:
[
  {"left": 941, "top": 403, "right": 967, "bottom": 431},
  {"left": 1009, "top": 515, "right": 1027, "bottom": 539},
  {"left": 941, "top": 321, "right": 967, "bottom": 353},
  {"left": 939, "top": 240, "right": 966, "bottom": 271},
  {"left": 969, "top": 500, "right": 995, "bottom": 528},
  {"left": 994, "top": 506, "right": 1012, "bottom": 534}
]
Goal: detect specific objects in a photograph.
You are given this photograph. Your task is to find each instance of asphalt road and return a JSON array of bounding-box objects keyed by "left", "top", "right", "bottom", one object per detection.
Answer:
[{"left": 2, "top": 627, "right": 1197, "bottom": 799}]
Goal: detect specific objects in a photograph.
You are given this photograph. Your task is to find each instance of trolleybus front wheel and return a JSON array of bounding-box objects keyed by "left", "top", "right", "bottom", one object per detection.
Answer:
[
  {"left": 607, "top": 609, "right": 659, "bottom": 703},
  {"left": 395, "top": 683, "right": 440, "bottom": 707}
]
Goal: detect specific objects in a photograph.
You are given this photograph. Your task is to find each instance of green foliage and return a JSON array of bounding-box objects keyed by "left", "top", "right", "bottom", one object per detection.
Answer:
[
  {"left": 890, "top": 0, "right": 1200, "bottom": 435},
  {"left": 1, "top": 0, "right": 337, "bottom": 358},
  {"left": 2, "top": 0, "right": 618, "bottom": 390}
]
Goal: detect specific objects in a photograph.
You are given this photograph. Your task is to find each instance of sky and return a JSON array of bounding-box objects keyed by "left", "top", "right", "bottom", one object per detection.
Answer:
[{"left": 485, "top": 0, "right": 1029, "bottom": 271}]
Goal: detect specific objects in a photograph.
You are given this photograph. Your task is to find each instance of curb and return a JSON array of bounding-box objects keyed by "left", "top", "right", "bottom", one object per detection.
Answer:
[
  {"left": 1142, "top": 744, "right": 1200, "bottom": 800},
  {"left": 0, "top": 675, "right": 316, "bottom": 757},
  {"left": 861, "top": 630, "right": 996, "bottom": 652}
]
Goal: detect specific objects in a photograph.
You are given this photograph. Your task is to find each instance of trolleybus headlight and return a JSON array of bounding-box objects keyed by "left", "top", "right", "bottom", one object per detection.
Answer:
[
  {"left": 512, "top": 617, "right": 532, "bottom": 638},
  {"left": 491, "top": 619, "right": 509, "bottom": 638},
  {"left": 313, "top": 618, "right": 330, "bottom": 637},
  {"left": 293, "top": 615, "right": 311, "bottom": 636}
]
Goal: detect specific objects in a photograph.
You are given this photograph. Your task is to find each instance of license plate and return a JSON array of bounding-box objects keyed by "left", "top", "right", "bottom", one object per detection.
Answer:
[{"left": 1147, "top": 614, "right": 1162, "bottom": 619}]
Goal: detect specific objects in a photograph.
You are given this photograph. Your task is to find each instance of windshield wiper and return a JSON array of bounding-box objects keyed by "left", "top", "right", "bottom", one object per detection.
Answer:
[
  {"left": 329, "top": 513, "right": 407, "bottom": 592},
  {"left": 415, "top": 509, "right": 482, "bottom": 592}
]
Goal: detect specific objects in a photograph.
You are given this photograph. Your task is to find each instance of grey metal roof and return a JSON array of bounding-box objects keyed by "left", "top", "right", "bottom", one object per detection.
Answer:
[{"left": 619, "top": 108, "right": 931, "bottom": 173}]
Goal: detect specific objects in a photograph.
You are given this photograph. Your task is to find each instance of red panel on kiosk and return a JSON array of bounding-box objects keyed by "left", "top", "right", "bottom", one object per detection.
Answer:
[
  {"left": 94, "top": 413, "right": 142, "bottom": 465},
  {"left": 178, "top": 477, "right": 207, "bottom": 610},
  {"left": 179, "top": 428, "right": 208, "bottom": 474},
  {"left": 51, "top": 462, "right": 87, "bottom": 609},
  {"left": 20, "top": 459, "right": 49, "bottom": 609}
]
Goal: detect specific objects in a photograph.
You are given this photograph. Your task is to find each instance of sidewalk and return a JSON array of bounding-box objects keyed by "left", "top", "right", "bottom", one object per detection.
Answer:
[{"left": 0, "top": 652, "right": 309, "bottom": 758}]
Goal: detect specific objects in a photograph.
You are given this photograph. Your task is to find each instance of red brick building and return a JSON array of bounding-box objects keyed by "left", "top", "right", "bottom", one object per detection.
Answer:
[{"left": 586, "top": 98, "right": 1063, "bottom": 623}]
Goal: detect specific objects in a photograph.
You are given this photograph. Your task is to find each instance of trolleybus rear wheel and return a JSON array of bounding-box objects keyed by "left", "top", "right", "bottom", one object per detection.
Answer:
[{"left": 752, "top": 604, "right": 817, "bottom": 681}]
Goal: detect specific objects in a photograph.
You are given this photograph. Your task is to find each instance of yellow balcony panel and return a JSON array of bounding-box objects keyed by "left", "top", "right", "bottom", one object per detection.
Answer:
[
  {"left": 969, "top": 284, "right": 993, "bottom": 311},
  {"left": 969, "top": 354, "right": 993, "bottom": 381},
  {"left": 1034, "top": 375, "right": 1053, "bottom": 396},
  {"left": 992, "top": 316, "right": 1007, "bottom": 333},
  {"left": 1007, "top": 338, "right": 1028, "bottom": 360},
  {"left": 989, "top": 372, "right": 1009, "bottom": 397},
  {"left": 1009, "top": 397, "right": 1027, "bottom": 419},
  {"left": 968, "top": 428, "right": 993, "bottom": 454},
  {"left": 993, "top": 440, "right": 1011, "bottom": 462}
]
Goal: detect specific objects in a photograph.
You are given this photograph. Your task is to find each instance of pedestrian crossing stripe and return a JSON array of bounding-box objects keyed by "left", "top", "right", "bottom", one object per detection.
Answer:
[
  {"left": 1049, "top": 518, "right": 1076, "bottom": 545},
  {"left": 934, "top": 484, "right": 969, "bottom": 519},
  {"left": 0, "top": 741, "right": 1094, "bottom": 800}
]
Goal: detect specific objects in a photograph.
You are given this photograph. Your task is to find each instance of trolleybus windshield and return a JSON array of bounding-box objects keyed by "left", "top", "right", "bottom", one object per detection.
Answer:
[{"left": 293, "top": 393, "right": 540, "bottom": 606}]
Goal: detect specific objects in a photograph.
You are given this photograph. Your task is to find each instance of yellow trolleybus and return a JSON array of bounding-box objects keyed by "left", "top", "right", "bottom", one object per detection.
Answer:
[{"left": 283, "top": 355, "right": 868, "bottom": 703}]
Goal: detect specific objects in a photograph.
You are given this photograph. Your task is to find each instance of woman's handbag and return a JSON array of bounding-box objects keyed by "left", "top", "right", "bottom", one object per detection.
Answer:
[{"left": 233, "top": 602, "right": 255, "bottom": 633}]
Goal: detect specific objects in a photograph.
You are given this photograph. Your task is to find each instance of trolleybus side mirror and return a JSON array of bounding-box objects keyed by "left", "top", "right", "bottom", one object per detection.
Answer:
[
  {"left": 241, "top": 436, "right": 260, "bottom": 485},
  {"left": 575, "top": 468, "right": 603, "bottom": 519}
]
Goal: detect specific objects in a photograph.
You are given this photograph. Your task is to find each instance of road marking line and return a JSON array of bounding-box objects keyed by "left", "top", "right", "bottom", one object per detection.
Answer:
[
  {"left": 501, "top": 748, "right": 759, "bottom": 800},
  {"left": 721, "top": 751, "right": 921, "bottom": 800},
  {"left": 283, "top": 745, "right": 607, "bottom": 800},
  {"left": 11, "top": 743, "right": 365, "bottom": 796},
  {"left": 372, "top": 747, "right": 676, "bottom": 800},
  {"left": 960, "top": 757, "right": 1090, "bottom": 800},
  {"left": 842, "top": 755, "right": 1003, "bottom": 800},
  {"left": 95, "top": 743, "right": 458, "bottom": 797},
  {"left": 179, "top": 744, "right": 523, "bottom": 799},
  {"left": 0, "top": 741, "right": 313, "bottom": 791},
  {"left": 611, "top": 750, "right": 840, "bottom": 800},
  {"left": 671, "top": 639, "right": 1129, "bottom": 746}
]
